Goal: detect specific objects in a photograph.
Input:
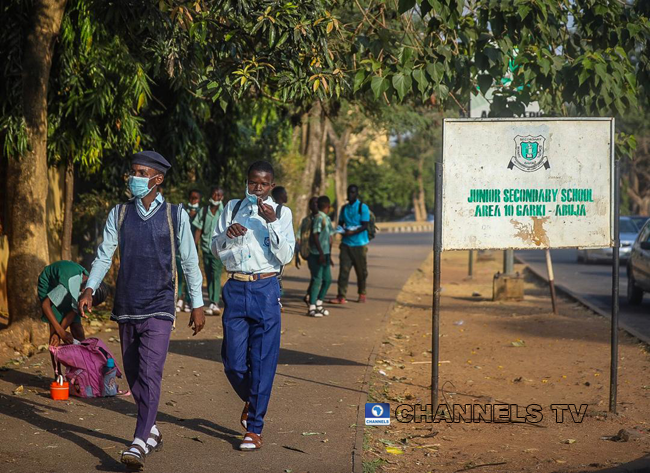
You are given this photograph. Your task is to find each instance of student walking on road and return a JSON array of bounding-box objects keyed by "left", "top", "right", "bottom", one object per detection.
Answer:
[
  {"left": 79, "top": 151, "right": 205, "bottom": 471},
  {"left": 193, "top": 186, "right": 225, "bottom": 315},
  {"left": 295, "top": 197, "right": 319, "bottom": 304},
  {"left": 211, "top": 161, "right": 295, "bottom": 451},
  {"left": 307, "top": 196, "right": 334, "bottom": 317},
  {"left": 176, "top": 189, "right": 202, "bottom": 313},
  {"left": 330, "top": 185, "right": 370, "bottom": 304}
]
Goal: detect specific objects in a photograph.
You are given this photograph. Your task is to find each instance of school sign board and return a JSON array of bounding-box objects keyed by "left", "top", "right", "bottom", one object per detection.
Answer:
[{"left": 441, "top": 118, "right": 615, "bottom": 251}]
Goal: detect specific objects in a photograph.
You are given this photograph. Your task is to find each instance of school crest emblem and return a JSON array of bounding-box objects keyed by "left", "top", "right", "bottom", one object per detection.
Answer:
[{"left": 508, "top": 135, "right": 550, "bottom": 172}]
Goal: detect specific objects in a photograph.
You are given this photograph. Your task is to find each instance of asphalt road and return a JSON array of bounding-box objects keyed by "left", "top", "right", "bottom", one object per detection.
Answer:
[
  {"left": 516, "top": 249, "right": 650, "bottom": 343},
  {"left": 0, "top": 231, "right": 434, "bottom": 473}
]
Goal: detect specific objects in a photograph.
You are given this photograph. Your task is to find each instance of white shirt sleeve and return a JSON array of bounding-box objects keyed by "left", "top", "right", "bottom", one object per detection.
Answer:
[{"left": 267, "top": 206, "right": 295, "bottom": 265}]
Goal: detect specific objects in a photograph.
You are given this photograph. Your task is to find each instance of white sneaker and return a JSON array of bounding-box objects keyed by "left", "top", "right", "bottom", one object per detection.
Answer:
[
  {"left": 208, "top": 303, "right": 221, "bottom": 315},
  {"left": 176, "top": 300, "right": 183, "bottom": 312},
  {"left": 183, "top": 304, "right": 191, "bottom": 313},
  {"left": 205, "top": 306, "right": 213, "bottom": 315}
]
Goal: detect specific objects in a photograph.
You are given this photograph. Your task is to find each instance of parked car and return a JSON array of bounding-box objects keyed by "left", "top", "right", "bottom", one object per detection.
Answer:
[
  {"left": 630, "top": 215, "right": 650, "bottom": 231},
  {"left": 576, "top": 216, "right": 639, "bottom": 263},
  {"left": 627, "top": 219, "right": 650, "bottom": 305}
]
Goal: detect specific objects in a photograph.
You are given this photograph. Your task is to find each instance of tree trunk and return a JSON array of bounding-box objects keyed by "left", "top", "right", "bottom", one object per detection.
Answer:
[
  {"left": 414, "top": 154, "right": 427, "bottom": 221},
  {"left": 313, "top": 118, "right": 328, "bottom": 195},
  {"left": 6, "top": 0, "right": 67, "bottom": 325},
  {"left": 294, "top": 102, "right": 324, "bottom": 225},
  {"left": 326, "top": 119, "right": 352, "bottom": 223},
  {"left": 413, "top": 192, "right": 424, "bottom": 221},
  {"left": 61, "top": 159, "right": 74, "bottom": 260}
]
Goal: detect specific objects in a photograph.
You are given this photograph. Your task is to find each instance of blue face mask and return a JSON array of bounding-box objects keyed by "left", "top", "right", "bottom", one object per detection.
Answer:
[
  {"left": 128, "top": 175, "right": 155, "bottom": 199},
  {"left": 245, "top": 185, "right": 259, "bottom": 205}
]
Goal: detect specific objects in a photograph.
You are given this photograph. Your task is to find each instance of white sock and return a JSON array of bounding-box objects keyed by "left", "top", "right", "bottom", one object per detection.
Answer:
[
  {"left": 124, "top": 437, "right": 148, "bottom": 456},
  {"left": 150, "top": 424, "right": 159, "bottom": 436},
  {"left": 316, "top": 300, "right": 323, "bottom": 307},
  {"left": 309, "top": 304, "right": 316, "bottom": 310},
  {"left": 133, "top": 437, "right": 147, "bottom": 449}
]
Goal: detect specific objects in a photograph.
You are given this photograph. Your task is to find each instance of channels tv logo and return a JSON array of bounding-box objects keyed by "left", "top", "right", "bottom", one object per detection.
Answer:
[{"left": 365, "top": 403, "right": 390, "bottom": 425}]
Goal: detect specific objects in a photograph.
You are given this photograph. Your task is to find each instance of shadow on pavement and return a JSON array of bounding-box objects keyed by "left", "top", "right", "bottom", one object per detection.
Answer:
[
  {"left": 167, "top": 339, "right": 365, "bottom": 366},
  {"left": 596, "top": 455, "right": 650, "bottom": 472},
  {"left": 0, "top": 370, "right": 243, "bottom": 462},
  {"left": 0, "top": 393, "right": 126, "bottom": 472}
]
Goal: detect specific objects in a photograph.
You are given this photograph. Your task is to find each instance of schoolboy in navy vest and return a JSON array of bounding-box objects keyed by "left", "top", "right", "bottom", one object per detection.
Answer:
[
  {"left": 79, "top": 151, "right": 206, "bottom": 470},
  {"left": 211, "top": 161, "right": 295, "bottom": 451}
]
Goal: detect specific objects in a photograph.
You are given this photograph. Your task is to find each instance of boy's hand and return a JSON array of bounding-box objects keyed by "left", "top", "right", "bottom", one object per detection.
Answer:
[
  {"left": 227, "top": 223, "right": 248, "bottom": 238},
  {"left": 49, "top": 333, "right": 61, "bottom": 347},
  {"left": 257, "top": 199, "right": 277, "bottom": 223},
  {"left": 319, "top": 254, "right": 326, "bottom": 265},
  {"left": 79, "top": 288, "right": 94, "bottom": 318},
  {"left": 61, "top": 332, "right": 74, "bottom": 345},
  {"left": 189, "top": 308, "right": 205, "bottom": 336}
]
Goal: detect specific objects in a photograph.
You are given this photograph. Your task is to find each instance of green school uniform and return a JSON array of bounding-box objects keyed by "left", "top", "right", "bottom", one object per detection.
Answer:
[
  {"left": 308, "top": 212, "right": 333, "bottom": 303},
  {"left": 310, "top": 211, "right": 333, "bottom": 255},
  {"left": 37, "top": 261, "right": 88, "bottom": 324},
  {"left": 193, "top": 203, "right": 224, "bottom": 305}
]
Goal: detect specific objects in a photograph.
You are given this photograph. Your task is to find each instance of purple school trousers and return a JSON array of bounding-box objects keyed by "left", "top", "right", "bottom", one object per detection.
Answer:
[{"left": 119, "top": 318, "right": 172, "bottom": 440}]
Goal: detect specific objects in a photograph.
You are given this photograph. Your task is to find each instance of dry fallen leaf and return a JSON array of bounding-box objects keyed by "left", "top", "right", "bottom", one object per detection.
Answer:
[
  {"left": 385, "top": 446, "right": 404, "bottom": 455},
  {"left": 13, "top": 385, "right": 24, "bottom": 395}
]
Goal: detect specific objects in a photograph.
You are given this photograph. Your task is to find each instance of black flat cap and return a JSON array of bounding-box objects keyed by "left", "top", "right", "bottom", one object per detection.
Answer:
[{"left": 132, "top": 151, "right": 171, "bottom": 174}]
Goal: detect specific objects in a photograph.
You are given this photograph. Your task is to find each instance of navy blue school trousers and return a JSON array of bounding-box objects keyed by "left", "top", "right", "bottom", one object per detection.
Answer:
[{"left": 221, "top": 276, "right": 281, "bottom": 434}]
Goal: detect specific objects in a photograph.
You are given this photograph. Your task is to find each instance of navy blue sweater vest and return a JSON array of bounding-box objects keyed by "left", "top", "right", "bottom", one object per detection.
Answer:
[{"left": 112, "top": 201, "right": 179, "bottom": 322}]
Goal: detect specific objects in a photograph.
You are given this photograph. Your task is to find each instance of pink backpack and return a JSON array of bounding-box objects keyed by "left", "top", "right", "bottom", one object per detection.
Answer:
[{"left": 49, "top": 338, "right": 122, "bottom": 398}]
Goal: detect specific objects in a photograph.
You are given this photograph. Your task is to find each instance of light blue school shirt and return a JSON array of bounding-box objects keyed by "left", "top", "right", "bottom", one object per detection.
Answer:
[
  {"left": 340, "top": 200, "right": 370, "bottom": 247},
  {"left": 86, "top": 193, "right": 204, "bottom": 309}
]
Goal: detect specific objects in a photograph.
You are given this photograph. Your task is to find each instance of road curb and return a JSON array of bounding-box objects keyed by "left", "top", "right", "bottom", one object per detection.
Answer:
[
  {"left": 515, "top": 255, "right": 650, "bottom": 346},
  {"left": 377, "top": 225, "right": 434, "bottom": 234}
]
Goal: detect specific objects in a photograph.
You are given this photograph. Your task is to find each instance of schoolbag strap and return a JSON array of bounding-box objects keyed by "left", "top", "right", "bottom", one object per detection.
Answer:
[
  {"left": 166, "top": 204, "right": 177, "bottom": 294},
  {"left": 338, "top": 204, "right": 347, "bottom": 226},
  {"left": 116, "top": 203, "right": 129, "bottom": 248},
  {"left": 230, "top": 199, "right": 243, "bottom": 224},
  {"left": 176, "top": 203, "right": 183, "bottom": 240},
  {"left": 276, "top": 203, "right": 283, "bottom": 220}
]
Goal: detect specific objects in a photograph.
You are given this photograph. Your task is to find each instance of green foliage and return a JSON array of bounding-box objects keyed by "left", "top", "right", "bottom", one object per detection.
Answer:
[
  {"left": 350, "top": 0, "right": 650, "bottom": 118},
  {"left": 48, "top": 0, "right": 152, "bottom": 171},
  {"left": 194, "top": 1, "right": 345, "bottom": 105}
]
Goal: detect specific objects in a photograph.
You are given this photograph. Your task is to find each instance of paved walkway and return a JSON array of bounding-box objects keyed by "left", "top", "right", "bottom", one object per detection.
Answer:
[{"left": 0, "top": 232, "right": 432, "bottom": 473}]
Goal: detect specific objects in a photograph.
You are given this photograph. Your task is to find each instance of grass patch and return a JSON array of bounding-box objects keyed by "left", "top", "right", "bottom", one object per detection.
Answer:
[{"left": 363, "top": 458, "right": 386, "bottom": 473}]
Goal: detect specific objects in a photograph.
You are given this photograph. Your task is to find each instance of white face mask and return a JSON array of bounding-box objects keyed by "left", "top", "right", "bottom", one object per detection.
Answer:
[
  {"left": 187, "top": 202, "right": 200, "bottom": 209},
  {"left": 209, "top": 198, "right": 222, "bottom": 206}
]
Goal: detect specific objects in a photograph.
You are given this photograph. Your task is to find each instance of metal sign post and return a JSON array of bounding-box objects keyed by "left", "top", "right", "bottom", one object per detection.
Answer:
[
  {"left": 432, "top": 161, "right": 443, "bottom": 409},
  {"left": 610, "top": 157, "right": 621, "bottom": 413}
]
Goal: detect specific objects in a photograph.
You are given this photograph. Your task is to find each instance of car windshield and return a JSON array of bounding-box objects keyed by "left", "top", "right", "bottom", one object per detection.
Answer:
[{"left": 620, "top": 218, "right": 637, "bottom": 234}]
